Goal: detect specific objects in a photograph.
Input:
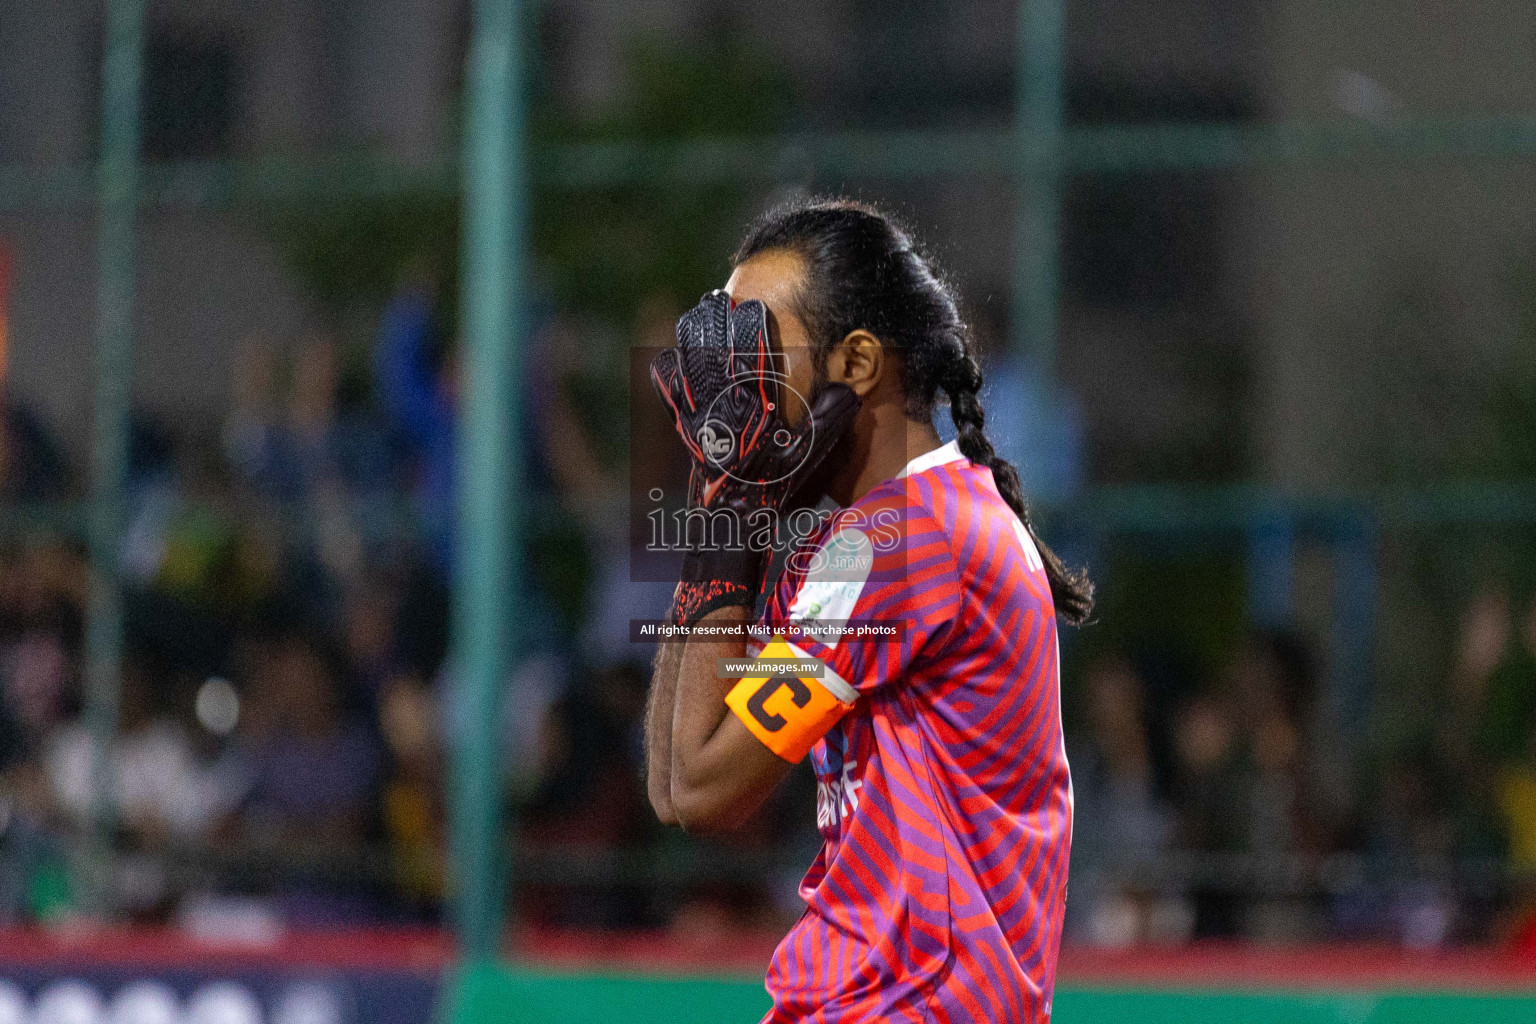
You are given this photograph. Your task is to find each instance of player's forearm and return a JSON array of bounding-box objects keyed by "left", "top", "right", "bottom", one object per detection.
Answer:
[
  {"left": 669, "top": 606, "right": 776, "bottom": 831},
  {"left": 645, "top": 630, "right": 684, "bottom": 825}
]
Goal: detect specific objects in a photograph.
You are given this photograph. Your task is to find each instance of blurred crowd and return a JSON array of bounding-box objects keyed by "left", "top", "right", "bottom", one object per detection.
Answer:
[
  {"left": 1066, "top": 598, "right": 1536, "bottom": 949},
  {"left": 0, "top": 283, "right": 772, "bottom": 937},
  {"left": 1, "top": 286, "right": 1535, "bottom": 949}
]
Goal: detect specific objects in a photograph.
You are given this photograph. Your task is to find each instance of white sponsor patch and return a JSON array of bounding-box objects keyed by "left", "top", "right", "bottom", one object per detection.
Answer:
[
  {"left": 787, "top": 528, "right": 873, "bottom": 650},
  {"left": 1010, "top": 517, "right": 1045, "bottom": 573}
]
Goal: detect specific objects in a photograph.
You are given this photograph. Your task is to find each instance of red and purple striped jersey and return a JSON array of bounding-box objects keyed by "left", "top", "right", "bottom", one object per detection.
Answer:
[{"left": 754, "top": 440, "right": 1073, "bottom": 1023}]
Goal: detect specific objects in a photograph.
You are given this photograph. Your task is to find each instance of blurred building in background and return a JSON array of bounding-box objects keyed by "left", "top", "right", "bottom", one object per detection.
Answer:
[
  {"left": 5, "top": 2, "right": 1532, "bottom": 484},
  {"left": 0, "top": 0, "right": 457, "bottom": 441}
]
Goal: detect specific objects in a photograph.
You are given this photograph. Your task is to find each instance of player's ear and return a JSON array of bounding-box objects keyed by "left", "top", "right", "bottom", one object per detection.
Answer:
[{"left": 824, "top": 329, "right": 884, "bottom": 399}]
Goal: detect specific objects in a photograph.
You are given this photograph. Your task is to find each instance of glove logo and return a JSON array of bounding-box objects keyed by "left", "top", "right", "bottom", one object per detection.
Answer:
[{"left": 697, "top": 420, "right": 734, "bottom": 464}]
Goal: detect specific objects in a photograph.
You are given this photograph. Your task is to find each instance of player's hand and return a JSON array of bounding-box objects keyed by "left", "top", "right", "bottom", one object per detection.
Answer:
[
  {"left": 650, "top": 291, "right": 859, "bottom": 625},
  {"left": 651, "top": 290, "right": 858, "bottom": 515}
]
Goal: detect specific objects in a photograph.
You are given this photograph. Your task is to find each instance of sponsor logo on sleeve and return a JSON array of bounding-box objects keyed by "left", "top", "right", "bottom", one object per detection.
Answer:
[{"left": 787, "top": 528, "right": 873, "bottom": 649}]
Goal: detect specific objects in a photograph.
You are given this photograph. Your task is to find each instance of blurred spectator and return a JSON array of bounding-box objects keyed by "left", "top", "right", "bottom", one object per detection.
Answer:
[
  {"left": 0, "top": 533, "right": 88, "bottom": 925},
  {"left": 0, "top": 403, "right": 72, "bottom": 502},
  {"left": 2, "top": 633, "right": 72, "bottom": 756},
  {"left": 226, "top": 331, "right": 395, "bottom": 507},
  {"left": 374, "top": 287, "right": 456, "bottom": 571},
  {"left": 1478, "top": 593, "right": 1536, "bottom": 764},
  {"left": 1066, "top": 656, "right": 1178, "bottom": 945},
  {"left": 1171, "top": 692, "right": 1243, "bottom": 852},
  {"left": 374, "top": 282, "right": 574, "bottom": 647},
  {"left": 377, "top": 673, "right": 445, "bottom": 918},
  {"left": 45, "top": 657, "right": 233, "bottom": 846},
  {"left": 1173, "top": 632, "right": 1326, "bottom": 940},
  {"left": 224, "top": 331, "right": 398, "bottom": 616},
  {"left": 209, "top": 631, "right": 385, "bottom": 926},
  {"left": 519, "top": 663, "right": 656, "bottom": 929},
  {"left": 223, "top": 334, "right": 283, "bottom": 495},
  {"left": 1170, "top": 689, "right": 1245, "bottom": 937},
  {"left": 1492, "top": 597, "right": 1536, "bottom": 867},
  {"left": 1364, "top": 754, "right": 1461, "bottom": 946},
  {"left": 43, "top": 657, "right": 239, "bottom": 919},
  {"left": 1437, "top": 588, "right": 1536, "bottom": 866},
  {"left": 0, "top": 536, "right": 86, "bottom": 770},
  {"left": 341, "top": 574, "right": 404, "bottom": 709},
  {"left": 0, "top": 535, "right": 86, "bottom": 645},
  {"left": 232, "top": 633, "right": 380, "bottom": 855},
  {"left": 1439, "top": 588, "right": 1513, "bottom": 775},
  {"left": 1221, "top": 633, "right": 1312, "bottom": 857},
  {"left": 570, "top": 296, "right": 680, "bottom": 670}
]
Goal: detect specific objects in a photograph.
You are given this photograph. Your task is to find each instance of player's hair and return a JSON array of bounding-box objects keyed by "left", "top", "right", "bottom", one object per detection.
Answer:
[{"left": 734, "top": 197, "right": 1094, "bottom": 625}]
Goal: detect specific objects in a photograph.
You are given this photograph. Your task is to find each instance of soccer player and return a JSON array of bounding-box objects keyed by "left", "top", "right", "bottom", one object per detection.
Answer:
[{"left": 647, "top": 199, "right": 1093, "bottom": 1023}]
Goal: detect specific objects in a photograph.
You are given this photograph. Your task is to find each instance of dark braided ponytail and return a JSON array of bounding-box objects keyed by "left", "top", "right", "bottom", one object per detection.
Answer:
[
  {"left": 940, "top": 349, "right": 1094, "bottom": 624},
  {"left": 735, "top": 197, "right": 1094, "bottom": 625}
]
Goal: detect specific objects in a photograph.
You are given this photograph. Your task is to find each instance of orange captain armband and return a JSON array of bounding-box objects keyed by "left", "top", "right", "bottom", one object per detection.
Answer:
[{"left": 724, "top": 638, "right": 858, "bottom": 763}]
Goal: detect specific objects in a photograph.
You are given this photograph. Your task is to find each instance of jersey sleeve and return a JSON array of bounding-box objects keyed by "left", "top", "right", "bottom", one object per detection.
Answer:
[{"left": 771, "top": 495, "right": 961, "bottom": 697}]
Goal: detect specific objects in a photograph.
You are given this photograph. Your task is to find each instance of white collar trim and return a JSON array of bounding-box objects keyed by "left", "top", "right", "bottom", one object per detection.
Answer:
[{"left": 897, "top": 439, "right": 966, "bottom": 478}]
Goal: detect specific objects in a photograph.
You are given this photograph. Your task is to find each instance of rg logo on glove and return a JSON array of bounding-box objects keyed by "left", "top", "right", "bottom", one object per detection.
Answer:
[{"left": 697, "top": 420, "right": 734, "bottom": 464}]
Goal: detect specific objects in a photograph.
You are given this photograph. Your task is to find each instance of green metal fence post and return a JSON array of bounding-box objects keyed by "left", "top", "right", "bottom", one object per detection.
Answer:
[
  {"left": 1014, "top": 0, "right": 1066, "bottom": 379},
  {"left": 450, "top": 0, "right": 527, "bottom": 964},
  {"left": 82, "top": 0, "right": 146, "bottom": 918}
]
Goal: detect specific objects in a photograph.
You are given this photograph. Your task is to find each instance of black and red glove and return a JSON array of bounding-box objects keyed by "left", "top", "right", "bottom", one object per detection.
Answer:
[{"left": 651, "top": 290, "right": 859, "bottom": 627}]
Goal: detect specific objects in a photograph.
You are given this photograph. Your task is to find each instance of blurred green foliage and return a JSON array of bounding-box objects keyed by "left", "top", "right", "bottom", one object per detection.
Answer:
[
  {"left": 272, "top": 187, "right": 459, "bottom": 321},
  {"left": 269, "top": 34, "right": 792, "bottom": 340},
  {"left": 1485, "top": 281, "right": 1536, "bottom": 479},
  {"left": 529, "top": 38, "right": 792, "bottom": 323}
]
